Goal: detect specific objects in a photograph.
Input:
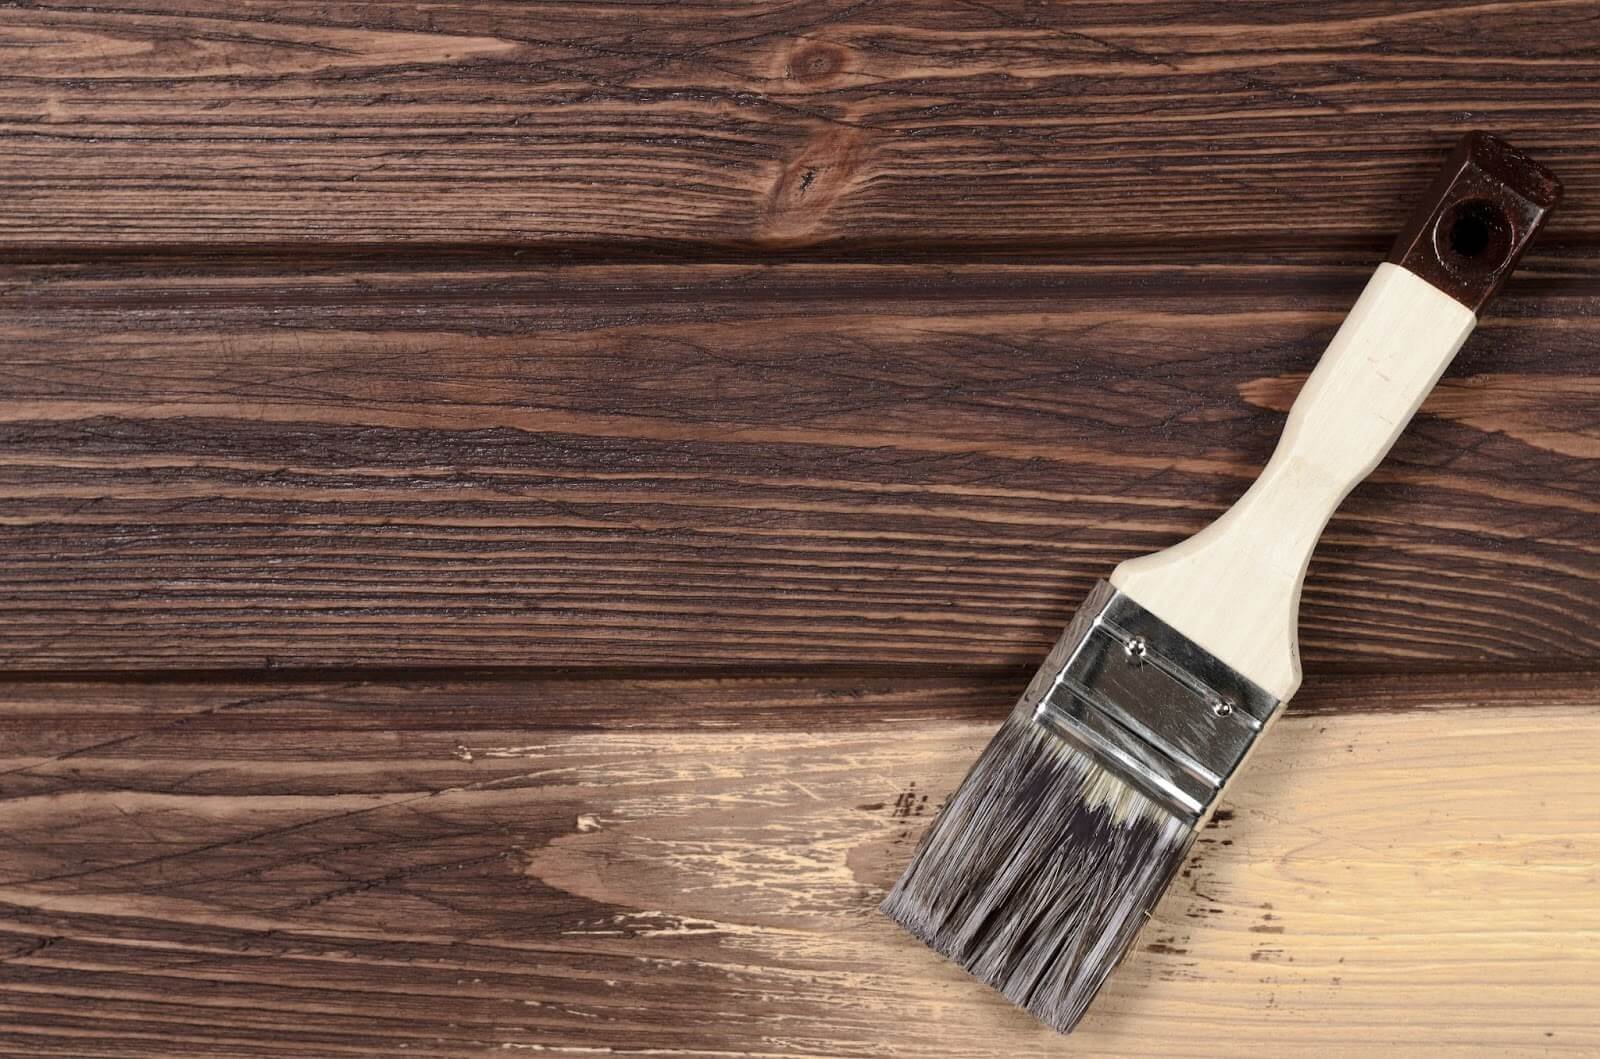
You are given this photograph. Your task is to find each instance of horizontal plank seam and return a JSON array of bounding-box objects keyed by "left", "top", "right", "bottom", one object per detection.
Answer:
[
  {"left": 1, "top": 234, "right": 1597, "bottom": 269},
  {"left": 0, "top": 661, "right": 1595, "bottom": 687}
]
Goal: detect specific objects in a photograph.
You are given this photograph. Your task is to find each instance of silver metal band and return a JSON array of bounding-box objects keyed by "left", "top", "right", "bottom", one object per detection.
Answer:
[{"left": 1019, "top": 581, "right": 1283, "bottom": 825}]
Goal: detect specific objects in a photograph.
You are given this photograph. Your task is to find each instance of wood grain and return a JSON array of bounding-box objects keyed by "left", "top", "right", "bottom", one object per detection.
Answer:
[
  {"left": 6, "top": 1, "right": 1599, "bottom": 1051},
  {"left": 1, "top": 0, "right": 1598, "bottom": 250},
  {"left": 3, "top": 255, "right": 1597, "bottom": 671},
  {"left": 0, "top": 673, "right": 1594, "bottom": 1057}
]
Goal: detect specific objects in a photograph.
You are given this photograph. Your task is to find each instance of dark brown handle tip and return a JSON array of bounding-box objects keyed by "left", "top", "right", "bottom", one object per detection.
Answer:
[{"left": 1387, "top": 131, "right": 1562, "bottom": 314}]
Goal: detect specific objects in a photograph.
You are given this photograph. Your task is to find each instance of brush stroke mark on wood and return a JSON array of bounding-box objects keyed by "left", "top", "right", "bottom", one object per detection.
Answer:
[
  {"left": 2, "top": 256, "right": 1596, "bottom": 671},
  {"left": 1, "top": 0, "right": 1598, "bottom": 247},
  {"left": 0, "top": 676, "right": 1593, "bottom": 1055},
  {"left": 0, "top": 667, "right": 1591, "bottom": 775},
  {"left": 2, "top": 4, "right": 1596, "bottom": 1054}
]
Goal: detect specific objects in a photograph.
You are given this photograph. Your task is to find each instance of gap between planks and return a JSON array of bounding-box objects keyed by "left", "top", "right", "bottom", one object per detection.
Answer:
[{"left": 0, "top": 666, "right": 1598, "bottom": 736}]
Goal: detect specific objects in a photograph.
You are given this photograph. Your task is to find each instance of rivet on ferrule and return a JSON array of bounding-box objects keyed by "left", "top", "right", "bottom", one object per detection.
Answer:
[{"left": 1020, "top": 581, "right": 1283, "bottom": 826}]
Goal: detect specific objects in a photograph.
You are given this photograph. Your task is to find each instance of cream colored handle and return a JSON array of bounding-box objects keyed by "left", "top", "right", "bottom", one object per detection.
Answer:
[{"left": 1110, "top": 263, "right": 1476, "bottom": 701}]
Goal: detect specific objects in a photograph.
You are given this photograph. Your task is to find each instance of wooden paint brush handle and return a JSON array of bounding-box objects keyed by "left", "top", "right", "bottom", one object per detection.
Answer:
[{"left": 1111, "top": 132, "right": 1561, "bottom": 702}]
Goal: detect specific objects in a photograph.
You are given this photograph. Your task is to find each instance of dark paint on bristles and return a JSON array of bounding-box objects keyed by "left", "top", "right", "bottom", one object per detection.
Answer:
[{"left": 881, "top": 702, "right": 1193, "bottom": 1032}]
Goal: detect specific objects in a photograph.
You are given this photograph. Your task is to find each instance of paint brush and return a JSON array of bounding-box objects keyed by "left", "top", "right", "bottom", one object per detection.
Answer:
[{"left": 881, "top": 131, "right": 1561, "bottom": 1032}]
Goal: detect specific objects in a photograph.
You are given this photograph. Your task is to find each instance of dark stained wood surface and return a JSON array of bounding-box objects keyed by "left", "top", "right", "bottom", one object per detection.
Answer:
[
  {"left": 2, "top": 1, "right": 1600, "bottom": 250},
  {"left": 2, "top": 1, "right": 1598, "bottom": 1055},
  {"left": 4, "top": 254, "right": 1598, "bottom": 672}
]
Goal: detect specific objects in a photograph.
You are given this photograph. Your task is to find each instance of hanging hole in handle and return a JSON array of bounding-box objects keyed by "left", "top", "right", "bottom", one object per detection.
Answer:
[
  {"left": 1450, "top": 211, "right": 1492, "bottom": 257},
  {"left": 1434, "top": 199, "right": 1513, "bottom": 277}
]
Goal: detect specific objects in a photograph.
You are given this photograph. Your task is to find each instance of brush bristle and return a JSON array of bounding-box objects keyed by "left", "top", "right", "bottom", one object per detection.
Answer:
[{"left": 881, "top": 706, "right": 1195, "bottom": 1033}]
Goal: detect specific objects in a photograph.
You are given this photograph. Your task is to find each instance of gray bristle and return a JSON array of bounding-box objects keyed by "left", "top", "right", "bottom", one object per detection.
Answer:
[{"left": 881, "top": 707, "right": 1195, "bottom": 1033}]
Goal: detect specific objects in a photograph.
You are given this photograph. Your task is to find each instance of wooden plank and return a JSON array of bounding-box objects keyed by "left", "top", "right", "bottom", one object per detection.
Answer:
[
  {"left": 1, "top": 0, "right": 1597, "bottom": 250},
  {"left": 3, "top": 255, "right": 1597, "bottom": 671},
  {"left": 0, "top": 672, "right": 1594, "bottom": 1056}
]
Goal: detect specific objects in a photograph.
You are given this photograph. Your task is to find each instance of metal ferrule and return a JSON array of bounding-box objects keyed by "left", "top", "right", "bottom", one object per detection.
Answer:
[{"left": 1019, "top": 581, "right": 1283, "bottom": 828}]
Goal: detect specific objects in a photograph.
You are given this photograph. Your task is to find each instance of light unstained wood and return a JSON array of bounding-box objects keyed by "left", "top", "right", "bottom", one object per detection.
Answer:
[
  {"left": 0, "top": 0, "right": 1597, "bottom": 250},
  {"left": 3, "top": 256, "right": 1597, "bottom": 672},
  {"left": 1115, "top": 265, "right": 1477, "bottom": 699},
  {"left": 0, "top": 673, "right": 1594, "bottom": 1056},
  {"left": 4, "top": 2, "right": 1597, "bottom": 1055}
]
